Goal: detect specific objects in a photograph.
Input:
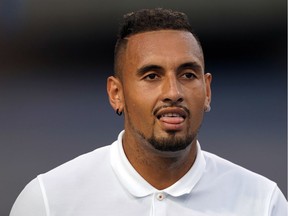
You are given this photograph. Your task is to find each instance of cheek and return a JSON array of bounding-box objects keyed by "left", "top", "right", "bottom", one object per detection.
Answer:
[
  {"left": 185, "top": 84, "right": 206, "bottom": 103},
  {"left": 124, "top": 90, "right": 150, "bottom": 118},
  {"left": 124, "top": 88, "right": 157, "bottom": 129},
  {"left": 124, "top": 82, "right": 158, "bottom": 109},
  {"left": 184, "top": 86, "right": 206, "bottom": 119}
]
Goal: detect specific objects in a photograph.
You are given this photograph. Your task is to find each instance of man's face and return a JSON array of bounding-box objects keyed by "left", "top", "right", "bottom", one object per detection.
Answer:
[{"left": 117, "top": 30, "right": 211, "bottom": 152}]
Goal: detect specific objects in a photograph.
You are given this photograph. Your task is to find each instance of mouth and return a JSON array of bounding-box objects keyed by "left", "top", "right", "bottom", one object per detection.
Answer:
[{"left": 155, "top": 107, "right": 188, "bottom": 129}]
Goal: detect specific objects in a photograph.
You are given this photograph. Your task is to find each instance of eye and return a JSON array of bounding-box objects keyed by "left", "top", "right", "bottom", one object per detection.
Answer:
[
  {"left": 181, "top": 72, "right": 196, "bottom": 79},
  {"left": 144, "top": 73, "right": 159, "bottom": 80}
]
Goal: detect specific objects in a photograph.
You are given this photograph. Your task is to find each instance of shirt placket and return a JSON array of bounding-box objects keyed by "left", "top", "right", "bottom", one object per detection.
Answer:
[{"left": 151, "top": 192, "right": 167, "bottom": 216}]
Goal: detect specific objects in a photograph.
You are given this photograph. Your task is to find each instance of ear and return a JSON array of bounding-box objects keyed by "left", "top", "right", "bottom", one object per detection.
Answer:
[
  {"left": 107, "top": 76, "right": 124, "bottom": 113},
  {"left": 204, "top": 73, "right": 212, "bottom": 108}
]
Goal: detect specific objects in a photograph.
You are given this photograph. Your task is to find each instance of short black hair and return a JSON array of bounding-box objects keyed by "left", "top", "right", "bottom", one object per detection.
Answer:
[{"left": 114, "top": 8, "right": 202, "bottom": 78}]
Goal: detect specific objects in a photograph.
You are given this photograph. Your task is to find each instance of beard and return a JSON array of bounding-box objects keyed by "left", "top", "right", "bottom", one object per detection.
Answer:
[
  {"left": 124, "top": 104, "right": 199, "bottom": 152},
  {"left": 127, "top": 115, "right": 196, "bottom": 152},
  {"left": 146, "top": 131, "right": 195, "bottom": 152}
]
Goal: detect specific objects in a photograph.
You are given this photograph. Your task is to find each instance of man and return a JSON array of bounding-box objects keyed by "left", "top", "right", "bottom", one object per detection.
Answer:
[{"left": 10, "top": 8, "right": 286, "bottom": 216}]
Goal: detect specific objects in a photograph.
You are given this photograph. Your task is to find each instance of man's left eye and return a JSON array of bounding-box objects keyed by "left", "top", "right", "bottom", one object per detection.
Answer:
[{"left": 182, "top": 73, "right": 196, "bottom": 79}]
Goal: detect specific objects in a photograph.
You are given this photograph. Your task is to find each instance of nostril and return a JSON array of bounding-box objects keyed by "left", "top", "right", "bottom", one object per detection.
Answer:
[
  {"left": 163, "top": 98, "right": 172, "bottom": 103},
  {"left": 163, "top": 97, "right": 183, "bottom": 104}
]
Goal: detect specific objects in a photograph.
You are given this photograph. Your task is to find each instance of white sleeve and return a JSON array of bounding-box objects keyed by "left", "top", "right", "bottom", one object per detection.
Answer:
[
  {"left": 10, "top": 177, "right": 48, "bottom": 216},
  {"left": 269, "top": 185, "right": 288, "bottom": 216}
]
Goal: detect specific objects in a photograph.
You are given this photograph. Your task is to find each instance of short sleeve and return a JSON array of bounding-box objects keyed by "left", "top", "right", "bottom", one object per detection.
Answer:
[
  {"left": 268, "top": 185, "right": 287, "bottom": 216},
  {"left": 10, "top": 178, "right": 47, "bottom": 216}
]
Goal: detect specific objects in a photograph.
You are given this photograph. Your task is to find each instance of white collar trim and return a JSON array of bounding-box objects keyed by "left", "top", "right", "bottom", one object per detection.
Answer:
[{"left": 110, "top": 130, "right": 206, "bottom": 197}]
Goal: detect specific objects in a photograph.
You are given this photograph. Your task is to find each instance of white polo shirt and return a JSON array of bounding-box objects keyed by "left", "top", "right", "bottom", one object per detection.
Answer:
[{"left": 10, "top": 131, "right": 287, "bottom": 216}]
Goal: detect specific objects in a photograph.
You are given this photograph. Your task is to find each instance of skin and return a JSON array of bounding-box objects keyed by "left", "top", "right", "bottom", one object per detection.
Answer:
[{"left": 107, "top": 30, "right": 212, "bottom": 190}]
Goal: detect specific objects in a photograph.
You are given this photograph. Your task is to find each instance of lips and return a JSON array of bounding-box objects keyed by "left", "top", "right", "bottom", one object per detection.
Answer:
[
  {"left": 160, "top": 113, "right": 185, "bottom": 124},
  {"left": 155, "top": 107, "right": 187, "bottom": 129}
]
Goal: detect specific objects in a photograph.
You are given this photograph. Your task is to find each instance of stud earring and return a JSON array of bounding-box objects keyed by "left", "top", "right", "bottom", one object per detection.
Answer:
[{"left": 204, "top": 105, "right": 211, "bottom": 113}]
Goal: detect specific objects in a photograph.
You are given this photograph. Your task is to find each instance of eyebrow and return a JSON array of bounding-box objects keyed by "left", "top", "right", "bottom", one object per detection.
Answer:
[
  {"left": 136, "top": 65, "right": 163, "bottom": 77},
  {"left": 177, "top": 62, "right": 202, "bottom": 73},
  {"left": 137, "top": 61, "right": 203, "bottom": 77}
]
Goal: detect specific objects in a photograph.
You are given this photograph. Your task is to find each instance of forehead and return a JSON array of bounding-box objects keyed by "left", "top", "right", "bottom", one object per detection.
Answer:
[{"left": 124, "top": 30, "right": 204, "bottom": 67}]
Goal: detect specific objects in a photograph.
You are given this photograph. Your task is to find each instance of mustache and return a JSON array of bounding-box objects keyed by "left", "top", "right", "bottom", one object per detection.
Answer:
[{"left": 152, "top": 103, "right": 190, "bottom": 117}]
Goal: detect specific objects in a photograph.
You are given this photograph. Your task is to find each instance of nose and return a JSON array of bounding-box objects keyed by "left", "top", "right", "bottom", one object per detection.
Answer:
[{"left": 161, "top": 74, "right": 183, "bottom": 103}]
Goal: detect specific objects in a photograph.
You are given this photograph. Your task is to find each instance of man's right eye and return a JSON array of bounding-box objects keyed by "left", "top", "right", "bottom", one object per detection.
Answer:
[{"left": 144, "top": 73, "right": 159, "bottom": 80}]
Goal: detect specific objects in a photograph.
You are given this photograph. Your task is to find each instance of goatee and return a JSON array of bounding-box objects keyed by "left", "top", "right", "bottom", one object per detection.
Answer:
[{"left": 147, "top": 132, "right": 195, "bottom": 152}]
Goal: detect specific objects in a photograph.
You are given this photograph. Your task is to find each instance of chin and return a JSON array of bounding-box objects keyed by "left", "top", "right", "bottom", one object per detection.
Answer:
[{"left": 147, "top": 132, "right": 195, "bottom": 152}]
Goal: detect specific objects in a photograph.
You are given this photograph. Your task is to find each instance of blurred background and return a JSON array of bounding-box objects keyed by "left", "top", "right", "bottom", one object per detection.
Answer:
[{"left": 1, "top": 0, "right": 286, "bottom": 214}]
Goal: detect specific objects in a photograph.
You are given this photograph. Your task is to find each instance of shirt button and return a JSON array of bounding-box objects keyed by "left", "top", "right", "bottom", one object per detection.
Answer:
[{"left": 156, "top": 193, "right": 165, "bottom": 201}]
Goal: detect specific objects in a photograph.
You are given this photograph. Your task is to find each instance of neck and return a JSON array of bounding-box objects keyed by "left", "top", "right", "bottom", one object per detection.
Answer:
[{"left": 122, "top": 132, "right": 197, "bottom": 190}]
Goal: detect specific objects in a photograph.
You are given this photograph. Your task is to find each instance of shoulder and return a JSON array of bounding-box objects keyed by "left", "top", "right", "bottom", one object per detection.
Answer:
[
  {"left": 197, "top": 150, "right": 288, "bottom": 214},
  {"left": 10, "top": 145, "right": 114, "bottom": 215},
  {"left": 202, "top": 150, "right": 277, "bottom": 192},
  {"left": 41, "top": 145, "right": 112, "bottom": 182},
  {"left": 10, "top": 178, "right": 47, "bottom": 216}
]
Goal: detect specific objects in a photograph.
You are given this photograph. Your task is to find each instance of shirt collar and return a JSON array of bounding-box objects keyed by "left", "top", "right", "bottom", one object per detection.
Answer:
[{"left": 110, "top": 130, "right": 206, "bottom": 198}]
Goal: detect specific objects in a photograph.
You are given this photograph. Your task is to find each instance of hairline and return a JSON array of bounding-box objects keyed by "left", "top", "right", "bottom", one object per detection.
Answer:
[{"left": 114, "top": 29, "right": 203, "bottom": 80}]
